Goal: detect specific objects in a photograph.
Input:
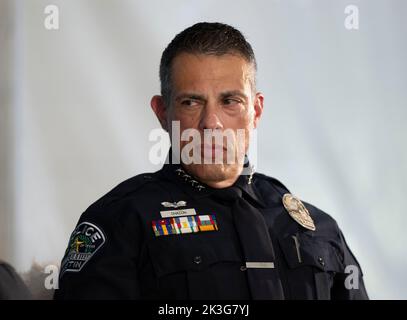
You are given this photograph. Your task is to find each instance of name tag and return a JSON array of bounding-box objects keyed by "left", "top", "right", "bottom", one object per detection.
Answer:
[
  {"left": 160, "top": 208, "right": 197, "bottom": 218},
  {"left": 245, "top": 262, "right": 275, "bottom": 269}
]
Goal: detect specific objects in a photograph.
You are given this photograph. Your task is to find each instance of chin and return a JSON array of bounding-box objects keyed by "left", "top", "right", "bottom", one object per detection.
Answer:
[{"left": 185, "top": 163, "right": 236, "bottom": 184}]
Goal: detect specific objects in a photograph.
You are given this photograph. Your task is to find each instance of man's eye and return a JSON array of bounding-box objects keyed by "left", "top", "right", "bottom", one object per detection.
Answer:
[
  {"left": 223, "top": 98, "right": 241, "bottom": 105},
  {"left": 181, "top": 99, "right": 199, "bottom": 107}
]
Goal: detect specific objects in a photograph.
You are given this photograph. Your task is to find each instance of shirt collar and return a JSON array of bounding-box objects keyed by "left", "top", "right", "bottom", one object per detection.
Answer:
[{"left": 159, "top": 152, "right": 266, "bottom": 208}]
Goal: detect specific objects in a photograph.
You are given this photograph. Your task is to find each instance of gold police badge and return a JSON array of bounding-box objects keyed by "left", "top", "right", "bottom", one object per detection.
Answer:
[{"left": 282, "top": 193, "right": 316, "bottom": 231}]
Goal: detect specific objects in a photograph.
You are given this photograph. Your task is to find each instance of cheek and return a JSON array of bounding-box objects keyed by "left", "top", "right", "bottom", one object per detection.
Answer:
[
  {"left": 222, "top": 116, "right": 252, "bottom": 149},
  {"left": 174, "top": 110, "right": 200, "bottom": 127},
  {"left": 169, "top": 115, "right": 195, "bottom": 134},
  {"left": 234, "top": 113, "right": 254, "bottom": 148},
  {"left": 227, "top": 111, "right": 253, "bottom": 130}
]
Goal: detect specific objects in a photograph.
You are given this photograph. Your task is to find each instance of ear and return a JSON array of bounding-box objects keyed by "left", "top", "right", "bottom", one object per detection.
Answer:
[
  {"left": 150, "top": 95, "right": 169, "bottom": 131},
  {"left": 253, "top": 92, "right": 264, "bottom": 129}
]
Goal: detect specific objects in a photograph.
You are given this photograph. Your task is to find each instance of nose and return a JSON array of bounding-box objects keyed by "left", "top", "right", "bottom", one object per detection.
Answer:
[{"left": 199, "top": 103, "right": 223, "bottom": 131}]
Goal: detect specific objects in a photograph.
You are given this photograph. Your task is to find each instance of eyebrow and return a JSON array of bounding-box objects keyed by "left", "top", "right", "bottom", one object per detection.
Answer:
[
  {"left": 175, "top": 93, "right": 206, "bottom": 101},
  {"left": 175, "top": 90, "right": 248, "bottom": 101},
  {"left": 219, "top": 90, "right": 248, "bottom": 101}
]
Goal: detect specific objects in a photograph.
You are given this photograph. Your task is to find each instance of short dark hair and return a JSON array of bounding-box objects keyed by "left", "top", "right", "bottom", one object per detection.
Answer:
[{"left": 159, "top": 22, "right": 257, "bottom": 107}]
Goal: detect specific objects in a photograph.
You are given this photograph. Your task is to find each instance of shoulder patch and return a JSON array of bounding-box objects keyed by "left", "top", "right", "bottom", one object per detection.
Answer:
[{"left": 60, "top": 222, "right": 106, "bottom": 276}]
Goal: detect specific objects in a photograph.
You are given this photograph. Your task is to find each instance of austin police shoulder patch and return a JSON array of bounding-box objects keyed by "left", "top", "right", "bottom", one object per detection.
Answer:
[{"left": 60, "top": 222, "right": 106, "bottom": 276}]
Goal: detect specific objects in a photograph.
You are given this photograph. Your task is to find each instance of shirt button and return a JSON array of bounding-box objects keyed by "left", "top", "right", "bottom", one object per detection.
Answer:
[
  {"left": 193, "top": 256, "right": 202, "bottom": 265},
  {"left": 318, "top": 257, "right": 325, "bottom": 267}
]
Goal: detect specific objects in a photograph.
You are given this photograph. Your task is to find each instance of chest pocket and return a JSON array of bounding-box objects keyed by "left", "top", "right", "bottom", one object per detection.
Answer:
[
  {"left": 278, "top": 232, "right": 344, "bottom": 300},
  {"left": 147, "top": 235, "right": 249, "bottom": 299}
]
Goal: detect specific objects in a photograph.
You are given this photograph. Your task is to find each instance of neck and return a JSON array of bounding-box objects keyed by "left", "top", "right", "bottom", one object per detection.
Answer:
[
  {"left": 203, "top": 175, "right": 240, "bottom": 189},
  {"left": 180, "top": 163, "right": 244, "bottom": 189}
]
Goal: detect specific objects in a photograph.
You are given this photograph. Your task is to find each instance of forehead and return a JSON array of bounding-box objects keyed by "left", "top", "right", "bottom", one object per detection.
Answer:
[{"left": 171, "top": 53, "right": 254, "bottom": 92}]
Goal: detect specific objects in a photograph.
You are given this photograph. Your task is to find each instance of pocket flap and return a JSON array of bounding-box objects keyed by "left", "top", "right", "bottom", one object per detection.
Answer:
[
  {"left": 148, "top": 236, "right": 241, "bottom": 277},
  {"left": 278, "top": 233, "right": 344, "bottom": 273}
]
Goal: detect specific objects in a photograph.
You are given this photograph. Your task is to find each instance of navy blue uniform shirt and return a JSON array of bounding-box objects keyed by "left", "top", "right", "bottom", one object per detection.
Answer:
[{"left": 54, "top": 162, "right": 368, "bottom": 300}]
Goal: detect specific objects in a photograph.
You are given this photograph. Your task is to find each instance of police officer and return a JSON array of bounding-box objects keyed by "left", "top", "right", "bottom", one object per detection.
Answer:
[{"left": 54, "top": 22, "right": 368, "bottom": 300}]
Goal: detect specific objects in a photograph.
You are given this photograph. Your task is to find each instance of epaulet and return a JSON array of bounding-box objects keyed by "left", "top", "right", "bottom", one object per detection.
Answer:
[
  {"left": 86, "top": 172, "right": 157, "bottom": 212},
  {"left": 253, "top": 172, "right": 291, "bottom": 196}
]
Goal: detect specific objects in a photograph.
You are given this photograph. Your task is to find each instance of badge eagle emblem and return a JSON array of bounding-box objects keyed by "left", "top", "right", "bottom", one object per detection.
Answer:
[{"left": 282, "top": 193, "right": 316, "bottom": 231}]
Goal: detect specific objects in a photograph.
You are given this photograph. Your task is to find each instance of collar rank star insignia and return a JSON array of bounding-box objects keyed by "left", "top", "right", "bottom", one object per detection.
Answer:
[
  {"left": 282, "top": 193, "right": 316, "bottom": 231},
  {"left": 175, "top": 167, "right": 206, "bottom": 191},
  {"left": 247, "top": 165, "right": 255, "bottom": 185},
  {"left": 161, "top": 201, "right": 187, "bottom": 208}
]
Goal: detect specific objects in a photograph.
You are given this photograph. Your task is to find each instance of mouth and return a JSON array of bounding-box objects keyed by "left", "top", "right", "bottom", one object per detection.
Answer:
[
  {"left": 202, "top": 143, "right": 225, "bottom": 149},
  {"left": 200, "top": 144, "right": 229, "bottom": 161},
  {"left": 201, "top": 143, "right": 226, "bottom": 151}
]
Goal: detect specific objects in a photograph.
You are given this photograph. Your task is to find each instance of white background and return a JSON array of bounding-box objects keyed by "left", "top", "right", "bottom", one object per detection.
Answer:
[{"left": 0, "top": 0, "right": 406, "bottom": 299}]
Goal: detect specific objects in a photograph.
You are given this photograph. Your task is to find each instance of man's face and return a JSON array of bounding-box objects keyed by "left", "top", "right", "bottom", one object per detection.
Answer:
[{"left": 152, "top": 52, "right": 263, "bottom": 188}]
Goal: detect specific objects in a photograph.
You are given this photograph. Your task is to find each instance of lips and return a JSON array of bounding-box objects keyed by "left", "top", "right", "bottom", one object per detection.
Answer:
[
  {"left": 200, "top": 144, "right": 224, "bottom": 158},
  {"left": 202, "top": 144, "right": 225, "bottom": 151}
]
